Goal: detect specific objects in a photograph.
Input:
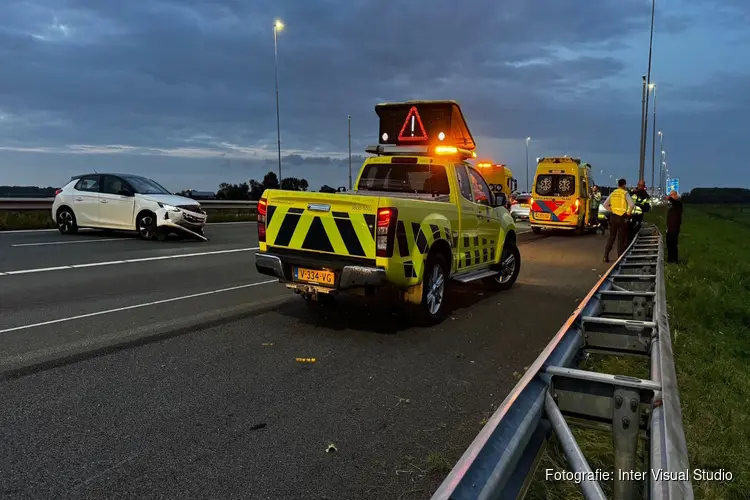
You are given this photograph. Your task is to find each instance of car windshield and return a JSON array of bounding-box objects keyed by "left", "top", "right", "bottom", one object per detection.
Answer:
[
  {"left": 357, "top": 163, "right": 450, "bottom": 195},
  {"left": 122, "top": 175, "right": 172, "bottom": 195},
  {"left": 535, "top": 174, "right": 576, "bottom": 197}
]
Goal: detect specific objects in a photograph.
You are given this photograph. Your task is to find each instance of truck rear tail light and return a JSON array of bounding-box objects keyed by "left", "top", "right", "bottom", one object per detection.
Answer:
[
  {"left": 376, "top": 207, "right": 398, "bottom": 257},
  {"left": 257, "top": 198, "right": 268, "bottom": 242},
  {"left": 573, "top": 199, "right": 580, "bottom": 214}
]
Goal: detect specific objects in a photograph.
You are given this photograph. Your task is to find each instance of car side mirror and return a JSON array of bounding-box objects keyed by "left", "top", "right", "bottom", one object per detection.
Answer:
[
  {"left": 119, "top": 189, "right": 133, "bottom": 197},
  {"left": 494, "top": 192, "right": 507, "bottom": 208}
]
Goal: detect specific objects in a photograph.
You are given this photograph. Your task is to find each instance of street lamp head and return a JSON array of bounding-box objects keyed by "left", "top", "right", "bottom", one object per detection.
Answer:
[
  {"left": 274, "top": 19, "right": 284, "bottom": 31},
  {"left": 658, "top": 130, "right": 662, "bottom": 136},
  {"left": 649, "top": 83, "right": 655, "bottom": 90},
  {"left": 526, "top": 137, "right": 531, "bottom": 141}
]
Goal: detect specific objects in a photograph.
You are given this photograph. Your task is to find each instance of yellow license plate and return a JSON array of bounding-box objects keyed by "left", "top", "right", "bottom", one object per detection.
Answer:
[
  {"left": 295, "top": 267, "right": 335, "bottom": 286},
  {"left": 534, "top": 212, "right": 551, "bottom": 220}
]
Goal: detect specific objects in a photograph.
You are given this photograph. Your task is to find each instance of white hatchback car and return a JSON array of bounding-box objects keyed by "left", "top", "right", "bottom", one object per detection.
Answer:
[
  {"left": 52, "top": 173, "right": 208, "bottom": 240},
  {"left": 510, "top": 193, "right": 531, "bottom": 221}
]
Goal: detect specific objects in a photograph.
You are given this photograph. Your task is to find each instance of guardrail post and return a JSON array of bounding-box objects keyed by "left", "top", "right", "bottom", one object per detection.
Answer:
[{"left": 612, "top": 387, "right": 641, "bottom": 500}]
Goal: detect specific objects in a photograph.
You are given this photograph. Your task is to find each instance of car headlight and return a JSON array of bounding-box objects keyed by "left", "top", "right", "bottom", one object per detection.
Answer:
[{"left": 158, "top": 203, "right": 180, "bottom": 212}]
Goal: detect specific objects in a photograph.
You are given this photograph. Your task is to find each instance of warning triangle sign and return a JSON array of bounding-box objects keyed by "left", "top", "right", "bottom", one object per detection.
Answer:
[{"left": 397, "top": 106, "right": 428, "bottom": 142}]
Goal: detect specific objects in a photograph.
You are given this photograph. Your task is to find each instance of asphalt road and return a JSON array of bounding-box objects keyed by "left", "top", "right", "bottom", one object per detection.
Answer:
[{"left": 0, "top": 221, "right": 610, "bottom": 500}]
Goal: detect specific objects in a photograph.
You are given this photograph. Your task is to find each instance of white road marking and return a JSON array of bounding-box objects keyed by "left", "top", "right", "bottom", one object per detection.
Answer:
[
  {"left": 0, "top": 247, "right": 260, "bottom": 276},
  {"left": 0, "top": 229, "right": 58, "bottom": 234},
  {"left": 0, "top": 279, "right": 278, "bottom": 334},
  {"left": 0, "top": 221, "right": 256, "bottom": 235},
  {"left": 12, "top": 238, "right": 124, "bottom": 247}
]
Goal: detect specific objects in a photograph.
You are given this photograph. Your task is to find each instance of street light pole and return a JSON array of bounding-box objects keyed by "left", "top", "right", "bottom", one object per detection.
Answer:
[
  {"left": 348, "top": 115, "right": 352, "bottom": 190},
  {"left": 639, "top": 75, "right": 647, "bottom": 181},
  {"left": 641, "top": 0, "right": 656, "bottom": 183},
  {"left": 658, "top": 131, "right": 663, "bottom": 195},
  {"left": 273, "top": 20, "right": 284, "bottom": 186},
  {"left": 525, "top": 137, "right": 531, "bottom": 192},
  {"left": 650, "top": 85, "right": 657, "bottom": 193}
]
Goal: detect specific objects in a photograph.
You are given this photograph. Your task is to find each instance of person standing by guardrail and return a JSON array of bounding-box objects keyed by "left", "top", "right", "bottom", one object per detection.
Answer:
[
  {"left": 602, "top": 178, "right": 634, "bottom": 262},
  {"left": 666, "top": 190, "right": 683, "bottom": 263},
  {"left": 628, "top": 179, "right": 651, "bottom": 243}
]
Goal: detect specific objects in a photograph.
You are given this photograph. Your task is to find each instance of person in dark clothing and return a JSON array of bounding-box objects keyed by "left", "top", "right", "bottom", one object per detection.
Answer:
[
  {"left": 666, "top": 190, "right": 683, "bottom": 263},
  {"left": 628, "top": 179, "right": 651, "bottom": 243}
]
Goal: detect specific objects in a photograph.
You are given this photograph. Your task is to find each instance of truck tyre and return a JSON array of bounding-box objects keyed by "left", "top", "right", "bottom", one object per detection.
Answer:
[
  {"left": 418, "top": 252, "right": 449, "bottom": 325},
  {"left": 485, "top": 243, "right": 520, "bottom": 291}
]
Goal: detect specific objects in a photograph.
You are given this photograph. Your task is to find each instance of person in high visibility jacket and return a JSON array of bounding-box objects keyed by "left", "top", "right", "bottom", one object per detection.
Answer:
[
  {"left": 628, "top": 179, "right": 651, "bottom": 243},
  {"left": 602, "top": 178, "right": 634, "bottom": 262}
]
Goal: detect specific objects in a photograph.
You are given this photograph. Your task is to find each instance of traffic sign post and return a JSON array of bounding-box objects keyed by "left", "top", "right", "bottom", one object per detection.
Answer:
[{"left": 666, "top": 177, "right": 679, "bottom": 194}]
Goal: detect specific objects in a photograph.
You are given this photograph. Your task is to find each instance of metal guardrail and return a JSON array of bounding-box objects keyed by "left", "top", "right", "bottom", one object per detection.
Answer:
[
  {"left": 432, "top": 223, "right": 692, "bottom": 500},
  {"left": 0, "top": 198, "right": 258, "bottom": 211}
]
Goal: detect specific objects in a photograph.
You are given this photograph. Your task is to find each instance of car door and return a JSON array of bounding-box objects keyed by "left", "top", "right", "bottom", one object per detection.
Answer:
[
  {"left": 99, "top": 175, "right": 136, "bottom": 229},
  {"left": 454, "top": 164, "right": 481, "bottom": 270},
  {"left": 71, "top": 175, "right": 101, "bottom": 226},
  {"left": 467, "top": 167, "right": 500, "bottom": 267}
]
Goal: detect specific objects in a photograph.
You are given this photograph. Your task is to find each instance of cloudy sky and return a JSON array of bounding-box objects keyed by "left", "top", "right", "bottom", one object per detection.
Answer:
[{"left": 0, "top": 0, "right": 748, "bottom": 193}]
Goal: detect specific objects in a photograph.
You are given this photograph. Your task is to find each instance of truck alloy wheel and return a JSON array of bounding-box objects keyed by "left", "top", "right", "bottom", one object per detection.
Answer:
[
  {"left": 485, "top": 244, "right": 520, "bottom": 291},
  {"left": 419, "top": 253, "right": 449, "bottom": 325}
]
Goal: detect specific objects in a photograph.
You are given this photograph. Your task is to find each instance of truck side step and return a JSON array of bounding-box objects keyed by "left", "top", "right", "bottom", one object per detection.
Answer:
[{"left": 452, "top": 268, "right": 500, "bottom": 283}]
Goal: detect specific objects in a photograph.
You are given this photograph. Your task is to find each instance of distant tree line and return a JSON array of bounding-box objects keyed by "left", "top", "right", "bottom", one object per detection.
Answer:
[
  {"left": 0, "top": 174, "right": 350, "bottom": 201},
  {"left": 0, "top": 186, "right": 58, "bottom": 198},
  {"left": 680, "top": 188, "right": 750, "bottom": 204}
]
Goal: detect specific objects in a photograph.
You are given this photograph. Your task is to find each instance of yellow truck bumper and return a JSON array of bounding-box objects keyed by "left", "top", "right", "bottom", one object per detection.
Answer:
[{"left": 255, "top": 252, "right": 387, "bottom": 290}]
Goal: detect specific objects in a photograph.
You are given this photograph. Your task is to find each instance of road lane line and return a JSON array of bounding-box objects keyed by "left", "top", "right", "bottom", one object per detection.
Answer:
[
  {"left": 12, "top": 238, "right": 124, "bottom": 247},
  {"left": 0, "top": 221, "right": 257, "bottom": 235},
  {"left": 1, "top": 247, "right": 260, "bottom": 276},
  {"left": 0, "top": 279, "right": 279, "bottom": 334}
]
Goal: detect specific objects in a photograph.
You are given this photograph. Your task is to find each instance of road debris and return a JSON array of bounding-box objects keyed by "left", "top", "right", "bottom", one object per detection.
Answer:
[{"left": 326, "top": 443, "right": 337, "bottom": 453}]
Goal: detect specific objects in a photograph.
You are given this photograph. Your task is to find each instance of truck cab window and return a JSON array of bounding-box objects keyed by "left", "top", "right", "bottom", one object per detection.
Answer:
[{"left": 358, "top": 163, "right": 450, "bottom": 195}]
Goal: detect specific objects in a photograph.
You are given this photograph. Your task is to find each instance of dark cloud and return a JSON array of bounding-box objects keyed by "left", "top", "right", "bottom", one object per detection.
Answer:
[{"left": 0, "top": 0, "right": 745, "bottom": 191}]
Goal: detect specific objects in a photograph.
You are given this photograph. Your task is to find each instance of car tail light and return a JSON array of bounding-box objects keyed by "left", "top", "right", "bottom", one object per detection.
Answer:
[
  {"left": 257, "top": 198, "right": 267, "bottom": 242},
  {"left": 511, "top": 199, "right": 518, "bottom": 205},
  {"left": 54, "top": 189, "right": 62, "bottom": 196},
  {"left": 376, "top": 207, "right": 398, "bottom": 258}
]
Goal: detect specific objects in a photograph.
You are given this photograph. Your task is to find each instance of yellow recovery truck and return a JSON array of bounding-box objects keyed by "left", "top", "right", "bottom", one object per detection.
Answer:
[
  {"left": 255, "top": 100, "right": 521, "bottom": 324},
  {"left": 475, "top": 161, "right": 517, "bottom": 207}
]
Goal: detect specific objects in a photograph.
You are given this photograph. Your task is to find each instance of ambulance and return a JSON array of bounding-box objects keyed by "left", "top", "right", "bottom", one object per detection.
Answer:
[{"left": 530, "top": 157, "right": 597, "bottom": 234}]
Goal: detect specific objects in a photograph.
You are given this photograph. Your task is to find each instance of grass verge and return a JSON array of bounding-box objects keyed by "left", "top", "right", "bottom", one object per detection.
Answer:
[
  {"left": 527, "top": 206, "right": 749, "bottom": 500},
  {"left": 0, "top": 210, "right": 256, "bottom": 231},
  {"left": 0, "top": 211, "right": 56, "bottom": 230}
]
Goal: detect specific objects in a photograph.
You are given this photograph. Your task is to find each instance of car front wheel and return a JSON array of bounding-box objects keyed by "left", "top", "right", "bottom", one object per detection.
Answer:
[{"left": 137, "top": 212, "right": 158, "bottom": 240}]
